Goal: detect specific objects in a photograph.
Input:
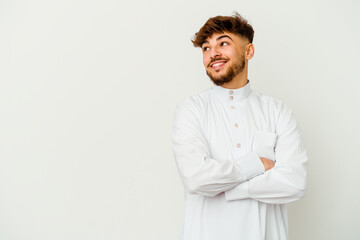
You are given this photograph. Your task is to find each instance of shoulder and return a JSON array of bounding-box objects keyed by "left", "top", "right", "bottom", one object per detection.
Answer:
[
  {"left": 249, "top": 90, "right": 296, "bottom": 131},
  {"left": 250, "top": 90, "right": 292, "bottom": 114},
  {"left": 172, "top": 88, "right": 212, "bottom": 128},
  {"left": 175, "top": 87, "right": 212, "bottom": 114}
]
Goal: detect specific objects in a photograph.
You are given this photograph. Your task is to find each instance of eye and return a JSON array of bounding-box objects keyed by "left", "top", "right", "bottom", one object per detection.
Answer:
[
  {"left": 202, "top": 46, "right": 210, "bottom": 51},
  {"left": 221, "top": 42, "right": 229, "bottom": 46}
]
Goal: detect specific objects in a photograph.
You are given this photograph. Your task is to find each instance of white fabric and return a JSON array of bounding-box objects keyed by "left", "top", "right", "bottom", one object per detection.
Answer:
[{"left": 171, "top": 81, "right": 308, "bottom": 240}]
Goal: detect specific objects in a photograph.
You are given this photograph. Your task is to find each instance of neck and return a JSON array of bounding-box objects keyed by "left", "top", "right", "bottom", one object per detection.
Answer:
[{"left": 220, "top": 65, "right": 248, "bottom": 89}]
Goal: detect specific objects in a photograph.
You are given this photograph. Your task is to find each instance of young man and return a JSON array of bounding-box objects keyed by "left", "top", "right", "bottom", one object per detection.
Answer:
[{"left": 171, "top": 12, "right": 308, "bottom": 240}]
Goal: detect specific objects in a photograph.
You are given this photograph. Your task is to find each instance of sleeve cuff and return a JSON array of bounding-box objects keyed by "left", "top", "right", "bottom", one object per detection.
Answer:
[
  {"left": 224, "top": 152, "right": 264, "bottom": 201},
  {"left": 235, "top": 152, "right": 265, "bottom": 180},
  {"left": 225, "top": 180, "right": 250, "bottom": 201}
]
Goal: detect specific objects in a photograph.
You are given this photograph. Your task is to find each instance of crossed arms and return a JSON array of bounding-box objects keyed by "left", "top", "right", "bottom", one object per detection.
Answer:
[{"left": 171, "top": 99, "right": 308, "bottom": 204}]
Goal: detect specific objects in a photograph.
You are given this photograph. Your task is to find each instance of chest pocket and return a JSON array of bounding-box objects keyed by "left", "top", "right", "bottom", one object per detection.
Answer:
[{"left": 252, "top": 130, "right": 277, "bottom": 161}]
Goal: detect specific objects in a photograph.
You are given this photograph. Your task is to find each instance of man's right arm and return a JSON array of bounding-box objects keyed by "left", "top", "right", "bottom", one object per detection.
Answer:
[{"left": 171, "top": 99, "right": 266, "bottom": 197}]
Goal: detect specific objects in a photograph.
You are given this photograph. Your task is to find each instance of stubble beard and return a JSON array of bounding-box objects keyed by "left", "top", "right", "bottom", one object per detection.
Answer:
[{"left": 206, "top": 58, "right": 245, "bottom": 86}]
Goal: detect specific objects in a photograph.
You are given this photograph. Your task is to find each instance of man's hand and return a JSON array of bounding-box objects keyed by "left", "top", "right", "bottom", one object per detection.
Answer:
[{"left": 260, "top": 157, "right": 275, "bottom": 171}]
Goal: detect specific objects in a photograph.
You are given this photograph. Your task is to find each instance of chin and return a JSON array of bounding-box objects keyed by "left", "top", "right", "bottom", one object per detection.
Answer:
[{"left": 211, "top": 69, "right": 227, "bottom": 78}]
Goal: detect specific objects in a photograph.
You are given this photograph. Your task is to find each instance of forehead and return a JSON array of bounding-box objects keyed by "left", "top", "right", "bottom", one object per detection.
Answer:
[{"left": 202, "top": 32, "right": 242, "bottom": 45}]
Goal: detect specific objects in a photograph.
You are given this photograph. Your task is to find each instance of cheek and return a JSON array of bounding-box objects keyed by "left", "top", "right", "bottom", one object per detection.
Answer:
[
  {"left": 234, "top": 49, "right": 246, "bottom": 60},
  {"left": 203, "top": 54, "right": 210, "bottom": 67}
]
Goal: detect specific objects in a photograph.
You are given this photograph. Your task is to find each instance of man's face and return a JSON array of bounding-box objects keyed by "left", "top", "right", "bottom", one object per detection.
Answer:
[{"left": 201, "top": 32, "right": 248, "bottom": 86}]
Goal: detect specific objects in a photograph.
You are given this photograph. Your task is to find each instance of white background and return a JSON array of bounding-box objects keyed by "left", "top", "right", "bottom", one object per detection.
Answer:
[{"left": 1, "top": 0, "right": 359, "bottom": 239}]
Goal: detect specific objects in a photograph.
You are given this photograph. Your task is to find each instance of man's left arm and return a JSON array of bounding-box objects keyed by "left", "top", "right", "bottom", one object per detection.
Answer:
[{"left": 224, "top": 103, "right": 308, "bottom": 204}]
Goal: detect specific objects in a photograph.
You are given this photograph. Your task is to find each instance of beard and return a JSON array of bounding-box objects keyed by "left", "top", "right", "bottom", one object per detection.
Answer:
[{"left": 206, "top": 57, "right": 245, "bottom": 86}]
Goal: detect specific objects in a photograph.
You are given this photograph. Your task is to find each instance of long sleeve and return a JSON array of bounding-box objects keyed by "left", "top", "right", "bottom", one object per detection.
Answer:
[
  {"left": 172, "top": 98, "right": 265, "bottom": 197},
  {"left": 225, "top": 103, "right": 308, "bottom": 204}
]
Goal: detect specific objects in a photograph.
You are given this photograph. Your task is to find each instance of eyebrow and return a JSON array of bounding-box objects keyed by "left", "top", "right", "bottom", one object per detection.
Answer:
[{"left": 202, "top": 34, "right": 233, "bottom": 46}]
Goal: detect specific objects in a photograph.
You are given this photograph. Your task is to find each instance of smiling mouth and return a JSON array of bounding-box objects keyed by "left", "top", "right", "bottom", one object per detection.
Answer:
[{"left": 209, "top": 60, "right": 228, "bottom": 70}]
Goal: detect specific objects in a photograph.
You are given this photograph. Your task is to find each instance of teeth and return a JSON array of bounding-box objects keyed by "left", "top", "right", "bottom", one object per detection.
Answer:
[{"left": 212, "top": 61, "right": 225, "bottom": 67}]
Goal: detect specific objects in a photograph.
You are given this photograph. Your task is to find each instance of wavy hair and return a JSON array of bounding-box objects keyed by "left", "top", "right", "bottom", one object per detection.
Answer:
[{"left": 192, "top": 12, "right": 254, "bottom": 47}]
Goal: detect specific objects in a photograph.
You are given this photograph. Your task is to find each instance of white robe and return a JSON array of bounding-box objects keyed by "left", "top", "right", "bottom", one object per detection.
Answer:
[{"left": 171, "top": 81, "right": 308, "bottom": 240}]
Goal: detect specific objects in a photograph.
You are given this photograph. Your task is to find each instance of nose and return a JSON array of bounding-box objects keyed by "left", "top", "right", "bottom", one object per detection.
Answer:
[{"left": 210, "top": 46, "right": 221, "bottom": 59}]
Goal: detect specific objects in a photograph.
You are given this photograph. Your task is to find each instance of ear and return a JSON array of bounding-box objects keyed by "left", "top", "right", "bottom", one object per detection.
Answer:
[{"left": 246, "top": 43, "right": 255, "bottom": 60}]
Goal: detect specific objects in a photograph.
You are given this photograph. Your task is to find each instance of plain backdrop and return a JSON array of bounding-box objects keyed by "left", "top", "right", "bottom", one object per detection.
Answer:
[{"left": 1, "top": 0, "right": 359, "bottom": 239}]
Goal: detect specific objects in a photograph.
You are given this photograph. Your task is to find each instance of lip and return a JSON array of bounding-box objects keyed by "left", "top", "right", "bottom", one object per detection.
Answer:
[{"left": 209, "top": 60, "right": 228, "bottom": 70}]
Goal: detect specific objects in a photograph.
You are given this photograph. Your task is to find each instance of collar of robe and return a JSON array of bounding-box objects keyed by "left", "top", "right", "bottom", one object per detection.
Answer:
[{"left": 212, "top": 79, "right": 252, "bottom": 101}]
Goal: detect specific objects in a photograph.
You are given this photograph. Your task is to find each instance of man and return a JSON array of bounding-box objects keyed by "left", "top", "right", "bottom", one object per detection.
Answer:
[{"left": 171, "top": 12, "right": 308, "bottom": 240}]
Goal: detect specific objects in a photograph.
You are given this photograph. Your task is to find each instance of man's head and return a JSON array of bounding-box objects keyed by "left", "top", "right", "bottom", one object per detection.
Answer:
[{"left": 192, "top": 12, "right": 255, "bottom": 86}]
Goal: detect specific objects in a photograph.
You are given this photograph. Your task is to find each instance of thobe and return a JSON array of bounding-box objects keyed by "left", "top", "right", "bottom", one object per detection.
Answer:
[{"left": 171, "top": 81, "right": 308, "bottom": 240}]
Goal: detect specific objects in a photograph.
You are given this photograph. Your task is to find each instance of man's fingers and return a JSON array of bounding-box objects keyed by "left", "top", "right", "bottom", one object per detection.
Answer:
[{"left": 260, "top": 157, "right": 275, "bottom": 171}]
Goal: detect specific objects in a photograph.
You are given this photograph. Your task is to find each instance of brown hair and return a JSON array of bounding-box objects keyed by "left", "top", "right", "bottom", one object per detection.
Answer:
[{"left": 192, "top": 12, "right": 254, "bottom": 47}]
